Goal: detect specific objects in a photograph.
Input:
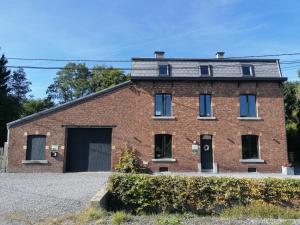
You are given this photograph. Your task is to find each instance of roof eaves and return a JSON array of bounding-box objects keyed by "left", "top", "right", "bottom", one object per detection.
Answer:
[
  {"left": 7, "top": 80, "right": 132, "bottom": 128},
  {"left": 130, "top": 76, "right": 287, "bottom": 82}
]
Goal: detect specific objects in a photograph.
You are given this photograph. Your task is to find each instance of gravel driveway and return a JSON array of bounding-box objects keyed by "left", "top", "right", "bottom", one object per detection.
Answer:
[{"left": 0, "top": 172, "right": 111, "bottom": 224}]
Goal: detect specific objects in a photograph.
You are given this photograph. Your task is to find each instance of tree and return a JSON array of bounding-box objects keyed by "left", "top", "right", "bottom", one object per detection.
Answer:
[
  {"left": 284, "top": 80, "right": 300, "bottom": 163},
  {"left": 0, "top": 54, "right": 11, "bottom": 95},
  {"left": 0, "top": 52, "right": 20, "bottom": 146},
  {"left": 9, "top": 68, "right": 31, "bottom": 102},
  {"left": 89, "top": 66, "right": 129, "bottom": 92},
  {"left": 21, "top": 98, "right": 54, "bottom": 117},
  {"left": 47, "top": 63, "right": 129, "bottom": 103},
  {"left": 46, "top": 63, "right": 91, "bottom": 103}
]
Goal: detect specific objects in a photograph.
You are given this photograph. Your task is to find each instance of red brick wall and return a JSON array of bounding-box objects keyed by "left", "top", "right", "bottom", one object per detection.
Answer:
[{"left": 7, "top": 81, "right": 288, "bottom": 173}]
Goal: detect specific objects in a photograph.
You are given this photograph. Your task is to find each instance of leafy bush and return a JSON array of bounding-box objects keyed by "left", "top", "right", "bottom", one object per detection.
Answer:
[
  {"left": 111, "top": 211, "right": 131, "bottom": 225},
  {"left": 108, "top": 174, "right": 300, "bottom": 215},
  {"left": 221, "top": 200, "right": 300, "bottom": 219},
  {"left": 115, "top": 145, "right": 150, "bottom": 173}
]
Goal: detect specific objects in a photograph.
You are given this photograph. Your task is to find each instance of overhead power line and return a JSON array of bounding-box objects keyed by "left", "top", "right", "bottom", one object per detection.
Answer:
[
  {"left": 7, "top": 57, "right": 130, "bottom": 63},
  {"left": 226, "top": 52, "right": 300, "bottom": 59},
  {"left": 6, "top": 52, "right": 300, "bottom": 63},
  {"left": 6, "top": 63, "right": 298, "bottom": 71}
]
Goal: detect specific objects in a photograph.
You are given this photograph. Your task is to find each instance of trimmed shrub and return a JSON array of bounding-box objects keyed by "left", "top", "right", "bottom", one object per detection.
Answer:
[{"left": 108, "top": 174, "right": 300, "bottom": 215}]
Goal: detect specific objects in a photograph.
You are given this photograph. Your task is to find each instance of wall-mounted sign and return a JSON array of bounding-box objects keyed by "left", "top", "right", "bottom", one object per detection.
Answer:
[
  {"left": 51, "top": 145, "right": 59, "bottom": 157},
  {"left": 51, "top": 145, "right": 59, "bottom": 152},
  {"left": 192, "top": 143, "right": 199, "bottom": 155}
]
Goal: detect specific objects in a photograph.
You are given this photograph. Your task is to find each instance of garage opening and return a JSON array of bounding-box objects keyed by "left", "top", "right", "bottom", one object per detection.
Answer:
[{"left": 65, "top": 128, "right": 112, "bottom": 172}]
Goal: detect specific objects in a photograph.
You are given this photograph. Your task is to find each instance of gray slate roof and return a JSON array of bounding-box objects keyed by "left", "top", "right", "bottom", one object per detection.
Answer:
[{"left": 131, "top": 57, "right": 282, "bottom": 78}]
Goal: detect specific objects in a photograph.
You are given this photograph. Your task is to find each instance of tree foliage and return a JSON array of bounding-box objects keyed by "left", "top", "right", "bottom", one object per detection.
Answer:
[
  {"left": 0, "top": 53, "right": 20, "bottom": 146},
  {"left": 284, "top": 79, "right": 300, "bottom": 163},
  {"left": 0, "top": 54, "right": 11, "bottom": 94},
  {"left": 47, "top": 63, "right": 129, "bottom": 103},
  {"left": 21, "top": 98, "right": 54, "bottom": 117},
  {"left": 9, "top": 68, "right": 32, "bottom": 102},
  {"left": 0, "top": 49, "right": 36, "bottom": 146}
]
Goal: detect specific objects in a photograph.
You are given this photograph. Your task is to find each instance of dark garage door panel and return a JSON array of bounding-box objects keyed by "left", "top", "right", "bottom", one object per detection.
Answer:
[{"left": 66, "top": 128, "right": 112, "bottom": 172}]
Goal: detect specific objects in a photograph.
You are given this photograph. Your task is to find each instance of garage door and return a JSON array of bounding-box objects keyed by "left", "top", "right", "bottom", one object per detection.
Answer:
[{"left": 66, "top": 128, "right": 112, "bottom": 172}]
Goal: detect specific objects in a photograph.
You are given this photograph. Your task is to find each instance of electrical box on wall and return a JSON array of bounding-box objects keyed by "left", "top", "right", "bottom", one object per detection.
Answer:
[{"left": 51, "top": 145, "right": 59, "bottom": 157}]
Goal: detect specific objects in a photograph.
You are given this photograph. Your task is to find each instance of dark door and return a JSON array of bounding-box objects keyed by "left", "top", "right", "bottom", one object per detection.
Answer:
[
  {"left": 201, "top": 135, "right": 213, "bottom": 170},
  {"left": 66, "top": 128, "right": 112, "bottom": 172}
]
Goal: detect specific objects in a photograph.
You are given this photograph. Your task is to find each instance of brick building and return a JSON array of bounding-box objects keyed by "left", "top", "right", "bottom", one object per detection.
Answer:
[{"left": 6, "top": 51, "right": 288, "bottom": 173}]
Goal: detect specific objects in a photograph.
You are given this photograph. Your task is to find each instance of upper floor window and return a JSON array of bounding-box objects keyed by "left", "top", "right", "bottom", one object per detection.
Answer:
[
  {"left": 155, "top": 94, "right": 172, "bottom": 116},
  {"left": 199, "top": 94, "right": 212, "bottom": 117},
  {"left": 159, "top": 64, "right": 171, "bottom": 76},
  {"left": 240, "top": 94, "right": 256, "bottom": 117},
  {"left": 242, "top": 135, "right": 259, "bottom": 159},
  {"left": 242, "top": 65, "right": 254, "bottom": 76},
  {"left": 26, "top": 135, "right": 46, "bottom": 160},
  {"left": 199, "top": 65, "right": 212, "bottom": 76},
  {"left": 155, "top": 134, "right": 172, "bottom": 159}
]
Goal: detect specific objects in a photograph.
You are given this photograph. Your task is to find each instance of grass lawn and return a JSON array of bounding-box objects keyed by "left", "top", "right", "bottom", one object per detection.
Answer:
[{"left": 42, "top": 201, "right": 300, "bottom": 225}]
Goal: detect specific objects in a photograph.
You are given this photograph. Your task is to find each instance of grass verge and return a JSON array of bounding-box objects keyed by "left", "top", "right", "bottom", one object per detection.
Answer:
[
  {"left": 221, "top": 201, "right": 300, "bottom": 219},
  {"left": 44, "top": 201, "right": 300, "bottom": 225},
  {"left": 111, "top": 211, "right": 131, "bottom": 225}
]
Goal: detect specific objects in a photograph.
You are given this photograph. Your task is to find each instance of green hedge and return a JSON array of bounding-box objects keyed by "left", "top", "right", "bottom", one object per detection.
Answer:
[{"left": 108, "top": 174, "right": 300, "bottom": 215}]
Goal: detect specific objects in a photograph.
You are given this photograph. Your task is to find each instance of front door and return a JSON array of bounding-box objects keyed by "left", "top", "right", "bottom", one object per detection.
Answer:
[{"left": 201, "top": 135, "right": 213, "bottom": 170}]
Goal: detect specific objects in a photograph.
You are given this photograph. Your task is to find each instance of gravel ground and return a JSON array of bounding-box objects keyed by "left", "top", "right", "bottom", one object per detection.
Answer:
[{"left": 0, "top": 172, "right": 111, "bottom": 224}]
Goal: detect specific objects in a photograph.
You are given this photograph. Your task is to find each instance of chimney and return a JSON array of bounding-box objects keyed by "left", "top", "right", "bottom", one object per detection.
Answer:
[
  {"left": 154, "top": 51, "right": 165, "bottom": 58},
  {"left": 216, "top": 51, "right": 225, "bottom": 59}
]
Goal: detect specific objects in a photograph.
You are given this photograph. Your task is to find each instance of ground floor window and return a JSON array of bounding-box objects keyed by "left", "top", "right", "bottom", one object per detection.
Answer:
[
  {"left": 155, "top": 134, "right": 172, "bottom": 158},
  {"left": 26, "top": 135, "right": 46, "bottom": 160},
  {"left": 242, "top": 135, "right": 259, "bottom": 159}
]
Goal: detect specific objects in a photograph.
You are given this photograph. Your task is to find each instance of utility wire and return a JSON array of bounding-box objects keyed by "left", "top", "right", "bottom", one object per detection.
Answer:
[
  {"left": 6, "top": 62, "right": 300, "bottom": 71},
  {"left": 6, "top": 52, "right": 300, "bottom": 63},
  {"left": 7, "top": 57, "right": 130, "bottom": 63},
  {"left": 225, "top": 52, "right": 300, "bottom": 59}
]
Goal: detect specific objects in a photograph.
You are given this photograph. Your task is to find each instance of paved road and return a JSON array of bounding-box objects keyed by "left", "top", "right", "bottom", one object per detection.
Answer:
[{"left": 0, "top": 172, "right": 111, "bottom": 224}]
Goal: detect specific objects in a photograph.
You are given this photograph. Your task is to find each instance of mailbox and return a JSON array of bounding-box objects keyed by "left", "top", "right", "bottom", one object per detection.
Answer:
[{"left": 51, "top": 145, "right": 59, "bottom": 157}]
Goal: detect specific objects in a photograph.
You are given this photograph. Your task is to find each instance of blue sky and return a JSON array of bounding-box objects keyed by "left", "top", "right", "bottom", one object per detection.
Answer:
[{"left": 1, "top": 0, "right": 300, "bottom": 98}]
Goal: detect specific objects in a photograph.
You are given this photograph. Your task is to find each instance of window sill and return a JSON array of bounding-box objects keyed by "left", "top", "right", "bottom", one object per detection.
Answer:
[
  {"left": 197, "top": 116, "right": 217, "bottom": 120},
  {"left": 239, "top": 159, "right": 265, "bottom": 163},
  {"left": 22, "top": 160, "right": 49, "bottom": 164},
  {"left": 152, "top": 158, "right": 177, "bottom": 163},
  {"left": 152, "top": 116, "right": 176, "bottom": 120},
  {"left": 237, "top": 117, "right": 262, "bottom": 121}
]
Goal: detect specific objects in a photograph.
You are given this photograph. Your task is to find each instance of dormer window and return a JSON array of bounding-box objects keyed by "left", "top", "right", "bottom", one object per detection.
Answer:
[
  {"left": 199, "top": 65, "right": 211, "bottom": 76},
  {"left": 159, "top": 64, "right": 170, "bottom": 76},
  {"left": 242, "top": 65, "right": 254, "bottom": 76}
]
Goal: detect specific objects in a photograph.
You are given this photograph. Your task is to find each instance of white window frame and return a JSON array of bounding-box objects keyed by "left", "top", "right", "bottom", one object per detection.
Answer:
[
  {"left": 199, "top": 65, "right": 212, "bottom": 76},
  {"left": 241, "top": 64, "right": 254, "bottom": 76},
  {"left": 158, "top": 64, "right": 170, "bottom": 76}
]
